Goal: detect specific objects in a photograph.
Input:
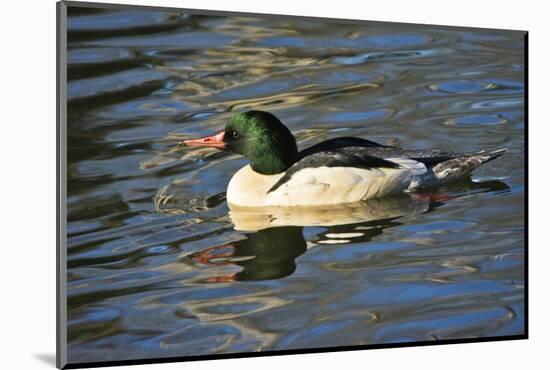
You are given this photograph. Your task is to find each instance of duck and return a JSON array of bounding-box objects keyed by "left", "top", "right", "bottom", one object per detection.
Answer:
[{"left": 181, "top": 110, "right": 505, "bottom": 208}]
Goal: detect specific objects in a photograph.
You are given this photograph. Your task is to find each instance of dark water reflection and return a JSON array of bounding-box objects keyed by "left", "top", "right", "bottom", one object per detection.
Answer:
[
  {"left": 189, "top": 226, "right": 307, "bottom": 282},
  {"left": 66, "top": 6, "right": 525, "bottom": 364}
]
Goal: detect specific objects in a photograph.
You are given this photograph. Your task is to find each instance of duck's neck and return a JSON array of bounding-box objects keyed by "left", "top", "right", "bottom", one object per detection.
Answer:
[{"left": 250, "top": 146, "right": 298, "bottom": 175}]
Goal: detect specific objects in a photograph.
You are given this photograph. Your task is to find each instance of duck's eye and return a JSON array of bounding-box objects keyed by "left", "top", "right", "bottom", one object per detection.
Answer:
[{"left": 231, "top": 131, "right": 240, "bottom": 140}]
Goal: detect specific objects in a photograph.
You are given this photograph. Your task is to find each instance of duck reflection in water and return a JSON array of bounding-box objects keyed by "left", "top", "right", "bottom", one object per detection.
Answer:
[
  {"left": 190, "top": 226, "right": 306, "bottom": 281},
  {"left": 185, "top": 178, "right": 509, "bottom": 282}
]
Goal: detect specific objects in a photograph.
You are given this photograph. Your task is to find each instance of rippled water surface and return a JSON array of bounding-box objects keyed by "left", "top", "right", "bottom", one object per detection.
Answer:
[{"left": 66, "top": 7, "right": 525, "bottom": 364}]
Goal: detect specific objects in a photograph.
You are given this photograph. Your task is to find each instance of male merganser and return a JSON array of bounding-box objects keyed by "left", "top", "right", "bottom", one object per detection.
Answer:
[{"left": 182, "top": 110, "right": 505, "bottom": 208}]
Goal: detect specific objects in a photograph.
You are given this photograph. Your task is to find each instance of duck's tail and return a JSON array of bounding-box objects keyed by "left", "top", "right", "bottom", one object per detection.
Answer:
[{"left": 432, "top": 148, "right": 507, "bottom": 182}]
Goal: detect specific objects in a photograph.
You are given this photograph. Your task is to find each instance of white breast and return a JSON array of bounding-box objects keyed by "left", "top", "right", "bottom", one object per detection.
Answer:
[
  {"left": 226, "top": 160, "right": 426, "bottom": 208},
  {"left": 226, "top": 165, "right": 284, "bottom": 207}
]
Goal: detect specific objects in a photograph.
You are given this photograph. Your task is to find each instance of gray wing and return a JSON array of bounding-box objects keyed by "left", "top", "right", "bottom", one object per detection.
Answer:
[
  {"left": 267, "top": 149, "right": 401, "bottom": 193},
  {"left": 354, "top": 147, "right": 460, "bottom": 167}
]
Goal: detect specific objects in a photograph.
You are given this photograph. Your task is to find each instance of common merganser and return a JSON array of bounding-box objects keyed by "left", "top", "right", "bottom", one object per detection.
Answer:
[{"left": 182, "top": 110, "right": 505, "bottom": 208}]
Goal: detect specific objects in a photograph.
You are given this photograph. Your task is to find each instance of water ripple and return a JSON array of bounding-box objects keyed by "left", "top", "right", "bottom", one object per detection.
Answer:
[{"left": 65, "top": 7, "right": 525, "bottom": 364}]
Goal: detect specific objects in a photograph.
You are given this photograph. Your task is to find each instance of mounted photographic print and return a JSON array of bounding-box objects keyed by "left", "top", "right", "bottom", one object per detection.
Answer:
[{"left": 57, "top": 1, "right": 527, "bottom": 368}]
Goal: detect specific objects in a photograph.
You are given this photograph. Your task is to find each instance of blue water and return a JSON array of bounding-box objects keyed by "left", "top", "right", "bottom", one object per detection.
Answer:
[{"left": 65, "top": 6, "right": 525, "bottom": 364}]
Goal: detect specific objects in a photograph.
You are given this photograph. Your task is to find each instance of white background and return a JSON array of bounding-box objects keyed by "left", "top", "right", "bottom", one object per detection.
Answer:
[{"left": 0, "top": 0, "right": 546, "bottom": 368}]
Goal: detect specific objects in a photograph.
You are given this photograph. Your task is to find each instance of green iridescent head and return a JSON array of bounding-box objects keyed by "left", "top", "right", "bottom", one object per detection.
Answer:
[{"left": 223, "top": 111, "right": 298, "bottom": 174}]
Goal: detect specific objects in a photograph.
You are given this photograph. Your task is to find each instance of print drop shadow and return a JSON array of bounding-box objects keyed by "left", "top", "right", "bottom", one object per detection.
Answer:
[{"left": 185, "top": 177, "right": 509, "bottom": 282}]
